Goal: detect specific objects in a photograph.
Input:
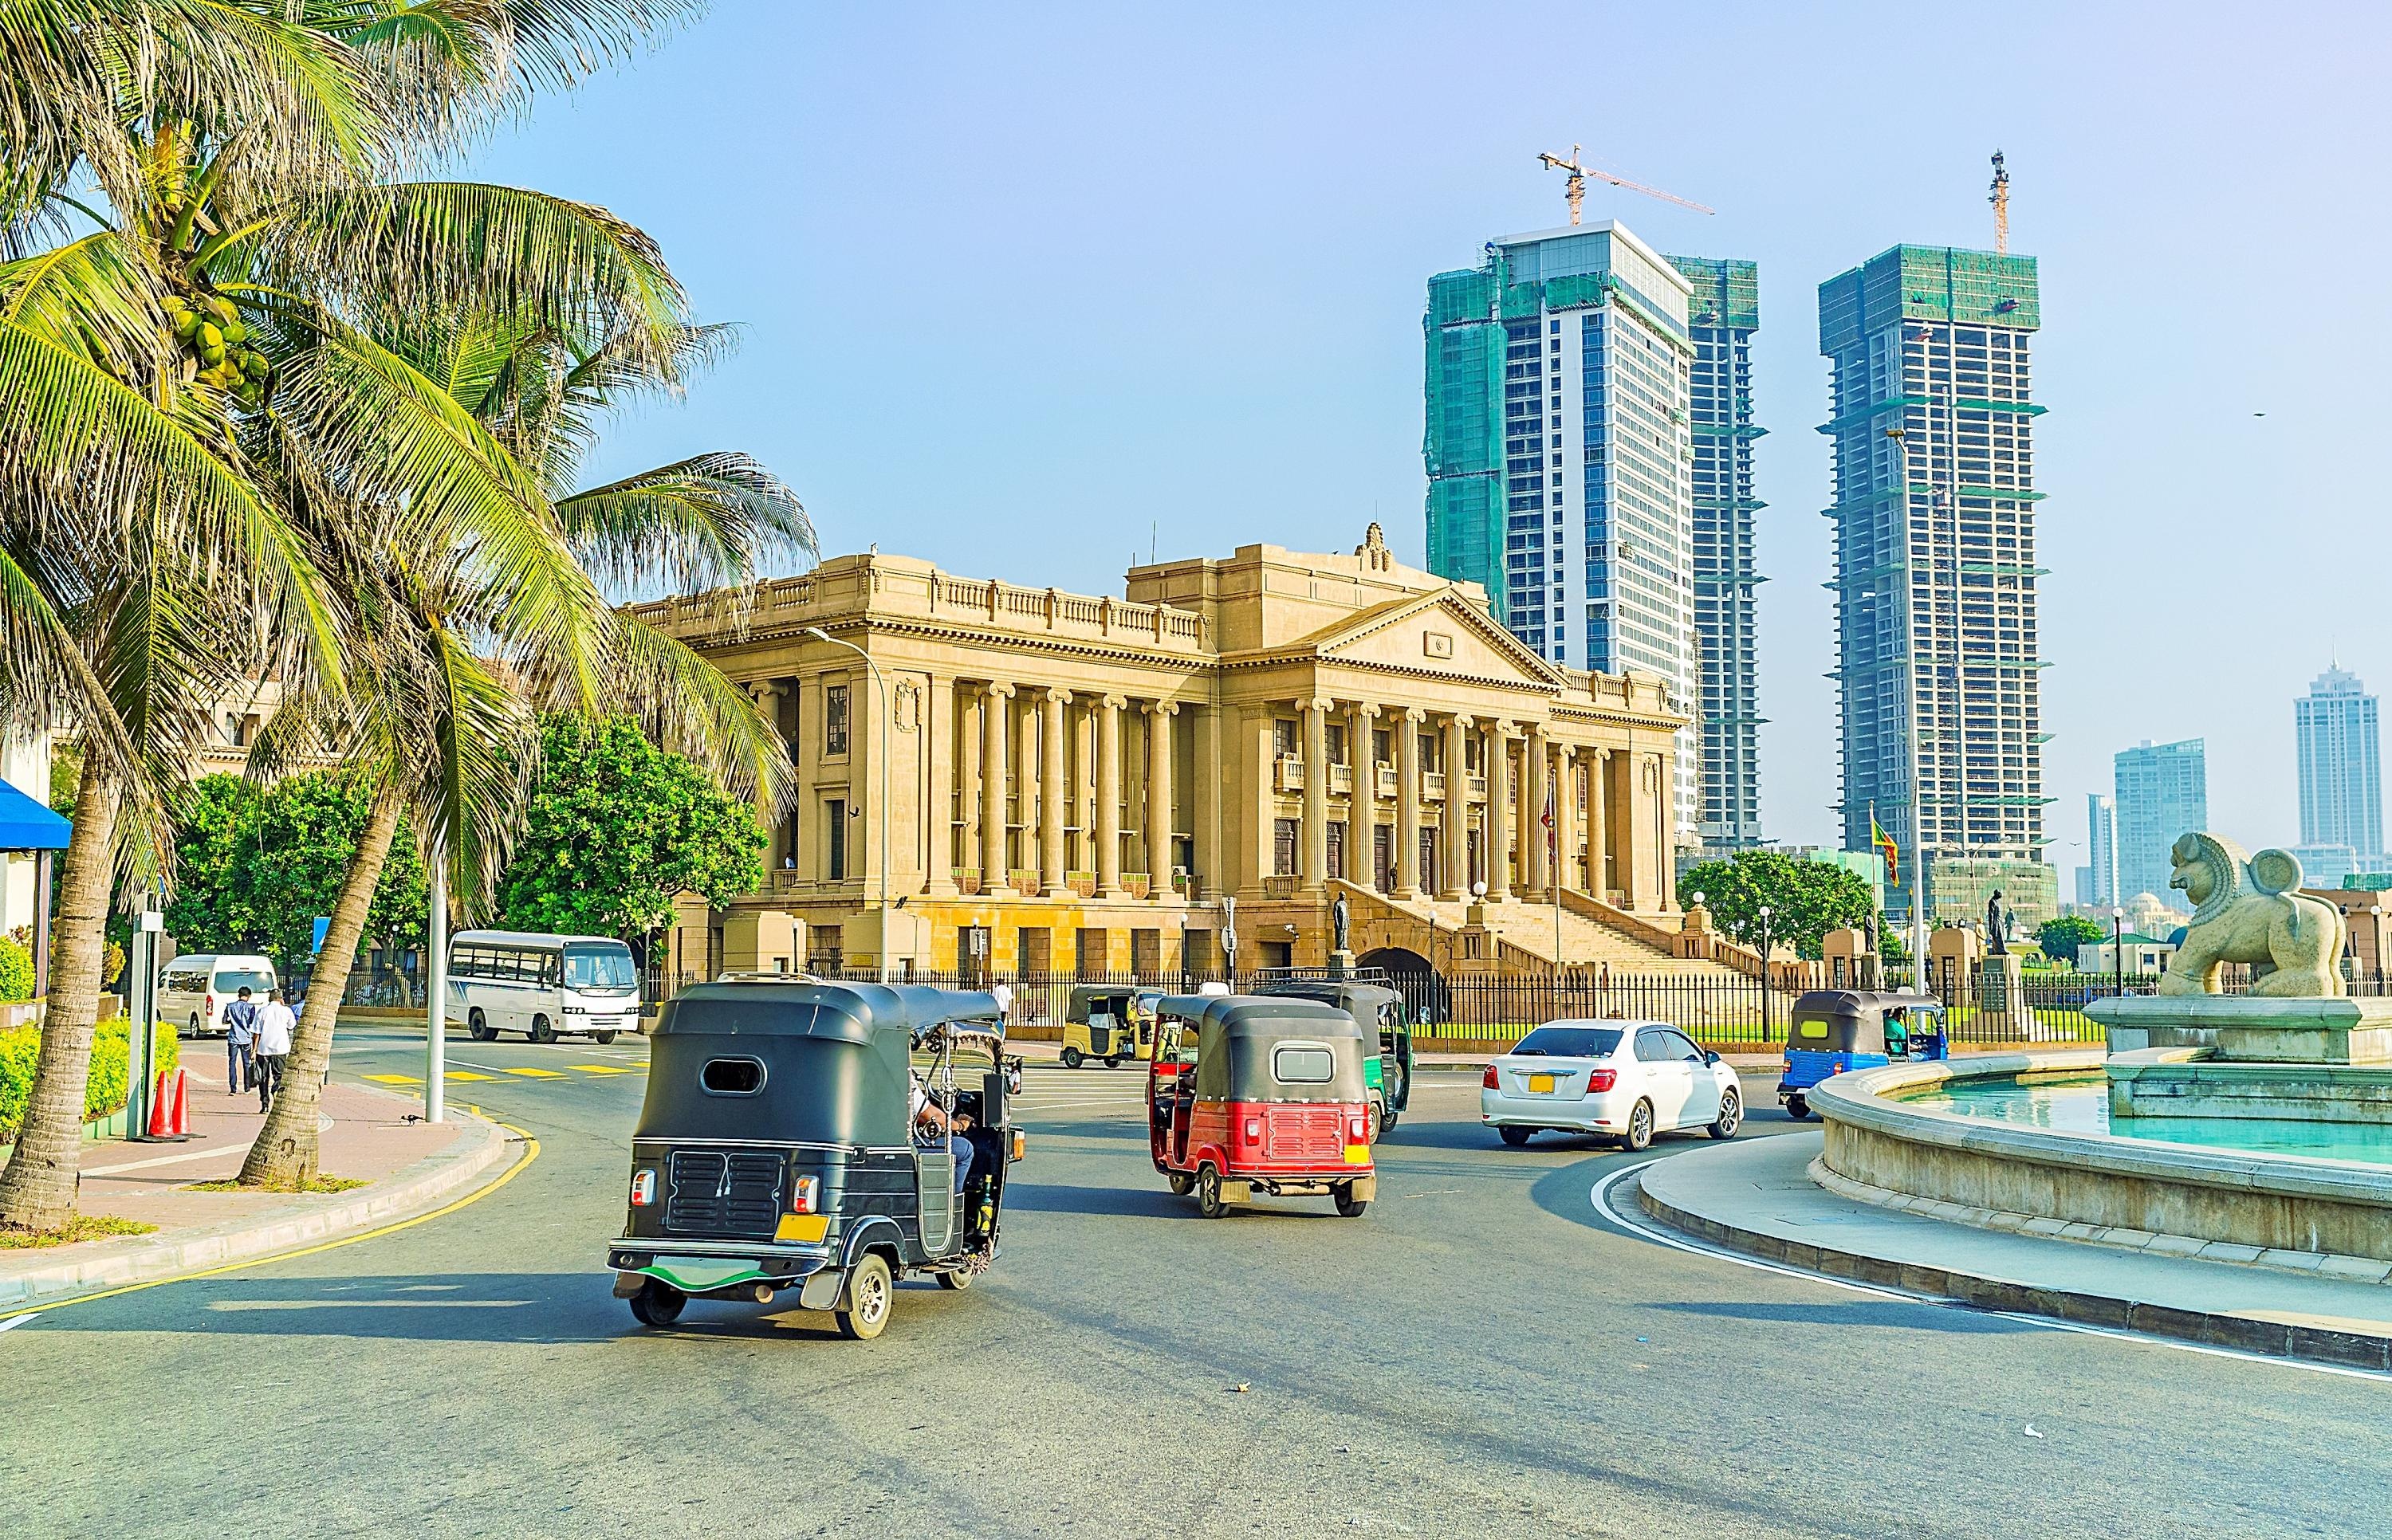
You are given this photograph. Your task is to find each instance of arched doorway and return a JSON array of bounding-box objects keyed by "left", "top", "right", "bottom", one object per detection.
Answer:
[{"left": 1357, "top": 945, "right": 1446, "bottom": 1024}]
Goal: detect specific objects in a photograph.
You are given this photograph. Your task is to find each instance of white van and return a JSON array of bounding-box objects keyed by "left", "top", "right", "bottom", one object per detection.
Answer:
[
  {"left": 159, "top": 953, "right": 279, "bottom": 1038},
  {"left": 446, "top": 929, "right": 640, "bottom": 1044}
]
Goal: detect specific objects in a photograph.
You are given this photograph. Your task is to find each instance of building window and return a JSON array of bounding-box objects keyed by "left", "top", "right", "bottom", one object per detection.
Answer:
[
  {"left": 826, "top": 798, "right": 848, "bottom": 881},
  {"left": 1273, "top": 818, "right": 1299, "bottom": 877},
  {"left": 1274, "top": 718, "right": 1298, "bottom": 758},
  {"left": 824, "top": 684, "right": 850, "bottom": 756},
  {"left": 1326, "top": 820, "right": 1346, "bottom": 881}
]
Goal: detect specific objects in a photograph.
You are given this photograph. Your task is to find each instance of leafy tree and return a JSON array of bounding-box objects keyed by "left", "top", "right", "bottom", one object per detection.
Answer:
[
  {"left": 2037, "top": 913, "right": 2107, "bottom": 968},
  {"left": 163, "top": 776, "right": 272, "bottom": 954},
  {"left": 1678, "top": 851, "right": 1876, "bottom": 961},
  {"left": 163, "top": 772, "right": 430, "bottom": 968},
  {"left": 498, "top": 717, "right": 765, "bottom": 945}
]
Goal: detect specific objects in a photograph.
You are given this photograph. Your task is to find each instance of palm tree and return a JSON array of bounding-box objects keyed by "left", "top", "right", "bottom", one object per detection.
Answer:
[
  {"left": 0, "top": 0, "right": 702, "bottom": 1228},
  {"left": 237, "top": 306, "right": 810, "bottom": 1186}
]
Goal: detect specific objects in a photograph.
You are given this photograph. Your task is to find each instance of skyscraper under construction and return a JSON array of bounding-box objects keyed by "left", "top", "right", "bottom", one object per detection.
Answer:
[{"left": 1818, "top": 246, "right": 2051, "bottom": 922}]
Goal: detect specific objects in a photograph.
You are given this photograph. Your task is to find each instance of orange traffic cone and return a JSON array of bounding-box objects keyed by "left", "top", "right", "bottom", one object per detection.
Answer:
[{"left": 148, "top": 1067, "right": 191, "bottom": 1140}]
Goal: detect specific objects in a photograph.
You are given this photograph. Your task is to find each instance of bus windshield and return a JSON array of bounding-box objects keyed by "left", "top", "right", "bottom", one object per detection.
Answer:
[{"left": 563, "top": 945, "right": 637, "bottom": 993}]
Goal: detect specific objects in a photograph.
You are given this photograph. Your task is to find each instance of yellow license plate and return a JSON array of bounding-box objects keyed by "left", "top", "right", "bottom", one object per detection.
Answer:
[
  {"left": 1528, "top": 1073, "right": 1556, "bottom": 1094},
  {"left": 1344, "top": 1145, "right": 1370, "bottom": 1165}
]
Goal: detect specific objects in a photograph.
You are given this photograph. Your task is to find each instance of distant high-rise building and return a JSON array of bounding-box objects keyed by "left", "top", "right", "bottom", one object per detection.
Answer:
[
  {"left": 2296, "top": 665, "right": 2382, "bottom": 865},
  {"left": 2115, "top": 738, "right": 2207, "bottom": 908},
  {"left": 1668, "top": 256, "right": 1765, "bottom": 851},
  {"left": 1818, "top": 245, "right": 2046, "bottom": 916},
  {"left": 2079, "top": 792, "right": 2118, "bottom": 907},
  {"left": 1425, "top": 219, "right": 1699, "bottom": 832}
]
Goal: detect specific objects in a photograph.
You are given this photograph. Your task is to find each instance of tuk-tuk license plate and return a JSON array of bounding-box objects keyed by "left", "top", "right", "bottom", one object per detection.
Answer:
[
  {"left": 1344, "top": 1145, "right": 1370, "bottom": 1165},
  {"left": 1528, "top": 1074, "right": 1556, "bottom": 1094}
]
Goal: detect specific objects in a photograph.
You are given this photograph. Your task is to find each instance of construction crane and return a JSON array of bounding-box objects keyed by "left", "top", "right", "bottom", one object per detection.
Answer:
[
  {"left": 1989, "top": 150, "right": 2011, "bottom": 254},
  {"left": 1537, "top": 144, "right": 1715, "bottom": 226}
]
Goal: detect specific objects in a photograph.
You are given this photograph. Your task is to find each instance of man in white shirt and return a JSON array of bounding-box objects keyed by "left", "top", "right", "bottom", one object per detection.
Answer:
[{"left": 252, "top": 989, "right": 297, "bottom": 1113}]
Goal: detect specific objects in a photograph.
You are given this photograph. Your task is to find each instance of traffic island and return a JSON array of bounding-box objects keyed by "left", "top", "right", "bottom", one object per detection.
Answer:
[
  {"left": 0, "top": 1081, "right": 515, "bottom": 1310},
  {"left": 1629, "top": 1133, "right": 2392, "bottom": 1372}
]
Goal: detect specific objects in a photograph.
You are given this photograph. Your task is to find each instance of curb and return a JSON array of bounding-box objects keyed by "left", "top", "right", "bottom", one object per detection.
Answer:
[
  {"left": 0, "top": 1090, "right": 516, "bottom": 1310},
  {"left": 1631, "top": 1167, "right": 2392, "bottom": 1373}
]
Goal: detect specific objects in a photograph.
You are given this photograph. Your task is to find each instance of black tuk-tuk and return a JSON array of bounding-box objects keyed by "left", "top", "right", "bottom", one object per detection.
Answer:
[
  {"left": 608, "top": 980, "right": 1021, "bottom": 1339},
  {"left": 1248, "top": 975, "right": 1414, "bottom": 1136}
]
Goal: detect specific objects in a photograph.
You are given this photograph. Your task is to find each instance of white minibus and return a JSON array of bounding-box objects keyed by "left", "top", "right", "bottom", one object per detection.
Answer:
[
  {"left": 158, "top": 953, "right": 279, "bottom": 1038},
  {"left": 446, "top": 929, "right": 640, "bottom": 1044}
]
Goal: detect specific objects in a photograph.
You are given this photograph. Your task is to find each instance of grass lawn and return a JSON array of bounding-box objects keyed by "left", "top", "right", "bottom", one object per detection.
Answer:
[
  {"left": 0, "top": 1214, "right": 158, "bottom": 1247},
  {"left": 185, "top": 1174, "right": 370, "bottom": 1195}
]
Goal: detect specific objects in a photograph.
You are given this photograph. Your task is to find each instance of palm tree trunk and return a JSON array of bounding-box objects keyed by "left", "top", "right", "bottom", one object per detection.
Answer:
[
  {"left": 239, "top": 780, "right": 403, "bottom": 1188},
  {"left": 0, "top": 756, "right": 121, "bottom": 1231}
]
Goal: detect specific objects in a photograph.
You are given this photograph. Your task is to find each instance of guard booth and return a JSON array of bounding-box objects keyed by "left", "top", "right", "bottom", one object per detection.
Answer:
[{"left": 0, "top": 779, "right": 69, "bottom": 1012}]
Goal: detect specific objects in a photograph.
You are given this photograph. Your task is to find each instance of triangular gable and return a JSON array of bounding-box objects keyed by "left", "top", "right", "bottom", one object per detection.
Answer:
[{"left": 1278, "top": 588, "right": 1568, "bottom": 689}]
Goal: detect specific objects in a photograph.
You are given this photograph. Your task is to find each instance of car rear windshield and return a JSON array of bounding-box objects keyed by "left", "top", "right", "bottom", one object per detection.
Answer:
[
  {"left": 214, "top": 969, "right": 274, "bottom": 995},
  {"left": 564, "top": 945, "right": 637, "bottom": 991},
  {"left": 1512, "top": 1027, "right": 1622, "bottom": 1059}
]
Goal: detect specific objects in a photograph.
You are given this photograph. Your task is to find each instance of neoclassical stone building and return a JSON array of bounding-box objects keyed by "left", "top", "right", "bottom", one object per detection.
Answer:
[{"left": 632, "top": 527, "right": 1700, "bottom": 980}]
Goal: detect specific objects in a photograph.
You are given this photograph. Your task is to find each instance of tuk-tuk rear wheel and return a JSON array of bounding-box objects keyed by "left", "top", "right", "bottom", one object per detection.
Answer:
[
  {"left": 628, "top": 1279, "right": 685, "bottom": 1328},
  {"left": 1194, "top": 1165, "right": 1228, "bottom": 1219},
  {"left": 1104, "top": 1055, "right": 1123, "bottom": 1069},
  {"left": 1167, "top": 1172, "right": 1193, "bottom": 1196},
  {"left": 837, "top": 1254, "right": 894, "bottom": 1340},
  {"left": 935, "top": 1267, "right": 974, "bottom": 1291},
  {"left": 1332, "top": 1183, "right": 1368, "bottom": 1218},
  {"left": 1060, "top": 1047, "right": 1084, "bottom": 1070},
  {"left": 1786, "top": 1094, "right": 1810, "bottom": 1121}
]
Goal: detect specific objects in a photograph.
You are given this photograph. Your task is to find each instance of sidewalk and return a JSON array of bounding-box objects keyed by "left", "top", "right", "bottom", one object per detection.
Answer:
[
  {"left": 0, "top": 1079, "right": 513, "bottom": 1310},
  {"left": 1634, "top": 1131, "right": 2392, "bottom": 1371}
]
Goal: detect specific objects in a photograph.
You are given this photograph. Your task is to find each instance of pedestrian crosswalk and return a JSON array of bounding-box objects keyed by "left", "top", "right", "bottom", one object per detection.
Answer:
[{"left": 359, "top": 1062, "right": 642, "bottom": 1088}]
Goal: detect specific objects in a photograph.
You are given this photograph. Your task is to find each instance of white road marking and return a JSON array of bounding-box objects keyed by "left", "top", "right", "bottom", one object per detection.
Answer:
[
  {"left": 1590, "top": 1161, "right": 2392, "bottom": 1385},
  {"left": 85, "top": 1144, "right": 248, "bottom": 1177},
  {"left": 0, "top": 1312, "right": 40, "bottom": 1333}
]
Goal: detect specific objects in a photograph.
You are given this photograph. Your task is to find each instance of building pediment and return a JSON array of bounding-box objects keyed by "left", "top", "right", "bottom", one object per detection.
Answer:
[{"left": 1237, "top": 588, "right": 1567, "bottom": 691}]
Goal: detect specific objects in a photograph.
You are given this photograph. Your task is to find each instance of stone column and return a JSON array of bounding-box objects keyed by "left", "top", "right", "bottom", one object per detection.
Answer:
[
  {"left": 1300, "top": 697, "right": 1329, "bottom": 891},
  {"left": 1040, "top": 688, "right": 1069, "bottom": 894},
  {"left": 1096, "top": 694, "right": 1123, "bottom": 896},
  {"left": 1395, "top": 708, "right": 1423, "bottom": 899},
  {"left": 1347, "top": 700, "right": 1377, "bottom": 889},
  {"left": 745, "top": 681, "right": 782, "bottom": 873},
  {"left": 1485, "top": 721, "right": 1513, "bottom": 902},
  {"left": 979, "top": 683, "right": 1012, "bottom": 886},
  {"left": 922, "top": 675, "right": 957, "bottom": 895},
  {"left": 1592, "top": 747, "right": 1613, "bottom": 900},
  {"left": 1144, "top": 701, "right": 1175, "bottom": 895},
  {"left": 1440, "top": 713, "right": 1470, "bottom": 900},
  {"left": 1524, "top": 726, "right": 1550, "bottom": 901},
  {"left": 1191, "top": 704, "right": 1222, "bottom": 900},
  {"left": 1553, "top": 744, "right": 1576, "bottom": 894}
]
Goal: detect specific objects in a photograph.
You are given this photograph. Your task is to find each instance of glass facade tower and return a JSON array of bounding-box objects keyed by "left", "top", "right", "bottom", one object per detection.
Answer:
[
  {"left": 2296, "top": 665, "right": 2383, "bottom": 865},
  {"left": 1426, "top": 220, "right": 1699, "bottom": 834},
  {"left": 2115, "top": 738, "right": 2207, "bottom": 909},
  {"left": 1818, "top": 245, "right": 2047, "bottom": 917}
]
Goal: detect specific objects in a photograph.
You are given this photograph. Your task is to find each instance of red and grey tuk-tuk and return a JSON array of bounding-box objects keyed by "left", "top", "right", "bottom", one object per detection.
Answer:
[{"left": 1145, "top": 995, "right": 1375, "bottom": 1220}]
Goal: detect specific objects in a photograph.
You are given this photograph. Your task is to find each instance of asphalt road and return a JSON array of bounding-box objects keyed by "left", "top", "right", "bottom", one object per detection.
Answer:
[{"left": 4, "top": 1025, "right": 2386, "bottom": 1538}]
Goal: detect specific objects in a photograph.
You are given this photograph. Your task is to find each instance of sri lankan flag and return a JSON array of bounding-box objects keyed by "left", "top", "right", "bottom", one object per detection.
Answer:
[{"left": 1870, "top": 807, "right": 1899, "bottom": 887}]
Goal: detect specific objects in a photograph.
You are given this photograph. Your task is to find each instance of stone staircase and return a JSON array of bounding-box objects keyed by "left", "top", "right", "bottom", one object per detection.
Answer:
[{"left": 1334, "top": 880, "right": 1754, "bottom": 981}]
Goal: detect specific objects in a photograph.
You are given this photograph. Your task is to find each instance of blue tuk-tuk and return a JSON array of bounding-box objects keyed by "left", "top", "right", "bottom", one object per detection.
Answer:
[{"left": 1777, "top": 989, "right": 1947, "bottom": 1120}]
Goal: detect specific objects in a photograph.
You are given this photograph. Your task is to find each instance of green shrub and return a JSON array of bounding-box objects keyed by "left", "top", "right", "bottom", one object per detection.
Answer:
[
  {"left": 0, "top": 937, "right": 33, "bottom": 1004},
  {"left": 0, "top": 1018, "right": 179, "bottom": 1142}
]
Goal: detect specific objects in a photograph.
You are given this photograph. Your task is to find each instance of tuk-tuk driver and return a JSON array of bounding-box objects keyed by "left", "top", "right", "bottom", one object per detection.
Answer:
[
  {"left": 1886, "top": 1007, "right": 1910, "bottom": 1057},
  {"left": 911, "top": 1074, "right": 974, "bottom": 1195}
]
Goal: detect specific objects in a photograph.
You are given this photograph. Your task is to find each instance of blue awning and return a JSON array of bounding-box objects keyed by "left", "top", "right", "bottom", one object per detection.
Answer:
[{"left": 0, "top": 780, "right": 70, "bottom": 851}]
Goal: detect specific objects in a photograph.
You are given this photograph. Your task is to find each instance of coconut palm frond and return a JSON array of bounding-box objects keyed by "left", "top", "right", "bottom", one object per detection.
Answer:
[
  {"left": 600, "top": 614, "right": 793, "bottom": 811},
  {"left": 419, "top": 613, "right": 539, "bottom": 914},
  {"left": 558, "top": 451, "right": 814, "bottom": 596}
]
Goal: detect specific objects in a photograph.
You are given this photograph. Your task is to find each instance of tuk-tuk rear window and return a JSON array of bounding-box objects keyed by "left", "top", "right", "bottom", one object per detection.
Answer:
[
  {"left": 1271, "top": 1044, "right": 1335, "bottom": 1083},
  {"left": 1794, "top": 1016, "right": 1831, "bottom": 1040},
  {"left": 1513, "top": 1026, "right": 1622, "bottom": 1059}
]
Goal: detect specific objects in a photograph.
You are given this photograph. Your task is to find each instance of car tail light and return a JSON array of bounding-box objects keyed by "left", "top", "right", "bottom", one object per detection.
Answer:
[
  {"left": 1348, "top": 1118, "right": 1367, "bottom": 1142},
  {"left": 628, "top": 1169, "right": 656, "bottom": 1207},
  {"left": 789, "top": 1175, "right": 820, "bottom": 1216},
  {"left": 1481, "top": 1064, "right": 1499, "bottom": 1089},
  {"left": 1242, "top": 1117, "right": 1261, "bottom": 1143},
  {"left": 205, "top": 994, "right": 216, "bottom": 1014},
  {"left": 1583, "top": 1068, "right": 1616, "bottom": 1096}
]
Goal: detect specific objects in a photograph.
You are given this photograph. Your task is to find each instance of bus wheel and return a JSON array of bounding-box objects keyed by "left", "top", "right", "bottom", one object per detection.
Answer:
[
  {"left": 592, "top": 1031, "right": 618, "bottom": 1045},
  {"left": 468, "top": 1010, "right": 491, "bottom": 1042},
  {"left": 1194, "top": 1165, "right": 1229, "bottom": 1220},
  {"left": 1060, "top": 1047, "right": 1084, "bottom": 1069},
  {"left": 529, "top": 1016, "right": 557, "bottom": 1044},
  {"left": 836, "top": 1254, "right": 895, "bottom": 1340},
  {"left": 629, "top": 1280, "right": 685, "bottom": 1328}
]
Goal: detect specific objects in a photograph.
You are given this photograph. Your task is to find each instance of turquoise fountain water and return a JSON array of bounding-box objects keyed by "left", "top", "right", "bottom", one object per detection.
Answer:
[{"left": 1898, "top": 1073, "right": 2392, "bottom": 1169}]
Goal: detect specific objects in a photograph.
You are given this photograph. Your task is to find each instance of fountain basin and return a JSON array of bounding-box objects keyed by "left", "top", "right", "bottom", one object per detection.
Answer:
[{"left": 1809, "top": 1051, "right": 2392, "bottom": 1266}]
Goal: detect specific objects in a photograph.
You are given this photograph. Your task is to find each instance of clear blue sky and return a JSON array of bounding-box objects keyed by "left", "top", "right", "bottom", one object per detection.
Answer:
[{"left": 466, "top": 1, "right": 2392, "bottom": 862}]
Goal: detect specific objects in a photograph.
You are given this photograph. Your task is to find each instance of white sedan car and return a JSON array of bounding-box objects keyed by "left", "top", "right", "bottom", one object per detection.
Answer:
[{"left": 1481, "top": 1019, "right": 1744, "bottom": 1149}]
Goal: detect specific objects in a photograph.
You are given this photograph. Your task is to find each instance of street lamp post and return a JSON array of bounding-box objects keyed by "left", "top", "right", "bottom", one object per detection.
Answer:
[
  {"left": 424, "top": 844, "right": 447, "bottom": 1123},
  {"left": 2111, "top": 905, "right": 2126, "bottom": 999},
  {"left": 1757, "top": 903, "right": 1773, "bottom": 1042},
  {"left": 805, "top": 627, "right": 892, "bottom": 985}
]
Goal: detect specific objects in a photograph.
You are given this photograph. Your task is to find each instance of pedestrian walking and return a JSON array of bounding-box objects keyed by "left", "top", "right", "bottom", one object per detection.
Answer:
[
  {"left": 222, "top": 986, "right": 260, "bottom": 1094},
  {"left": 253, "top": 988, "right": 297, "bottom": 1113}
]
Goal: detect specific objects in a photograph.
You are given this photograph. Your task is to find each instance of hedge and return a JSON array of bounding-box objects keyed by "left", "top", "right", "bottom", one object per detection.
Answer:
[
  {"left": 0, "top": 937, "right": 31, "bottom": 1004},
  {"left": 0, "top": 1018, "right": 180, "bottom": 1142}
]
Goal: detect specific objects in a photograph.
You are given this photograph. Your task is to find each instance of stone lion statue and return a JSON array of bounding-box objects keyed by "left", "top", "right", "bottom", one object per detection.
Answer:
[{"left": 2158, "top": 832, "right": 2345, "bottom": 996}]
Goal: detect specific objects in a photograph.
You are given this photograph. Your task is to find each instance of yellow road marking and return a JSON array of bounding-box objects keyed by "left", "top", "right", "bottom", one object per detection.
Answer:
[
  {"left": 20, "top": 1123, "right": 540, "bottom": 1314},
  {"left": 361, "top": 1074, "right": 421, "bottom": 1086},
  {"left": 502, "top": 1067, "right": 566, "bottom": 1078},
  {"left": 565, "top": 1064, "right": 631, "bottom": 1074},
  {"left": 445, "top": 1071, "right": 497, "bottom": 1082}
]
